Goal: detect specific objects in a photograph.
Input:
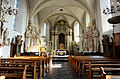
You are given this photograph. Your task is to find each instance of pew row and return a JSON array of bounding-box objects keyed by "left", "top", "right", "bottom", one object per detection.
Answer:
[
  {"left": 69, "top": 56, "right": 120, "bottom": 79},
  {"left": 101, "top": 67, "right": 120, "bottom": 79},
  {"left": 87, "top": 62, "right": 120, "bottom": 79},
  {"left": 0, "top": 56, "right": 52, "bottom": 79}
]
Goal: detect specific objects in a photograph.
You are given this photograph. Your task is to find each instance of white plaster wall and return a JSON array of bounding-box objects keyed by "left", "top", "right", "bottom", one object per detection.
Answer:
[
  {"left": 94, "top": 0, "right": 113, "bottom": 52},
  {"left": 15, "top": 0, "right": 29, "bottom": 53},
  {"left": 110, "top": 0, "right": 120, "bottom": 33},
  {"left": 1, "top": 0, "right": 29, "bottom": 58},
  {"left": 98, "top": 0, "right": 120, "bottom": 36},
  {"left": 94, "top": 0, "right": 120, "bottom": 53},
  {"left": 94, "top": 0, "right": 104, "bottom": 52},
  {"left": 0, "top": 0, "right": 21, "bottom": 58},
  {"left": 34, "top": 13, "right": 39, "bottom": 29}
]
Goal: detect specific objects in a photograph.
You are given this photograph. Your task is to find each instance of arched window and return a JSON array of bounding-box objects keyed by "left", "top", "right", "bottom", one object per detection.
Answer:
[
  {"left": 74, "top": 21, "right": 80, "bottom": 42},
  {"left": 13, "top": 0, "right": 18, "bottom": 31},
  {"left": 86, "top": 13, "right": 90, "bottom": 27},
  {"left": 43, "top": 22, "right": 47, "bottom": 36}
]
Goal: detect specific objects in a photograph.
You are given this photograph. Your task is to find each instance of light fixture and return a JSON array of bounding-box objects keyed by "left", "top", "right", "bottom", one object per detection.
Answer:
[
  {"left": 1, "top": 0, "right": 18, "bottom": 16},
  {"left": 103, "top": 1, "right": 120, "bottom": 15}
]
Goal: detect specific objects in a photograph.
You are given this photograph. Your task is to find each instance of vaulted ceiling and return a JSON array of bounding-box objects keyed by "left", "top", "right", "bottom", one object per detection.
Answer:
[{"left": 28, "top": 0, "right": 96, "bottom": 28}]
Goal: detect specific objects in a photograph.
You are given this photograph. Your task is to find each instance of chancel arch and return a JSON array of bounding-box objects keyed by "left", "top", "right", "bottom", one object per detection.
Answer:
[{"left": 39, "top": 13, "right": 84, "bottom": 31}]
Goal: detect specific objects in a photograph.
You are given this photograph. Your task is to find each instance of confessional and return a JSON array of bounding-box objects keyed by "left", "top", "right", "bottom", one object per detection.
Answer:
[{"left": 10, "top": 35, "right": 23, "bottom": 57}]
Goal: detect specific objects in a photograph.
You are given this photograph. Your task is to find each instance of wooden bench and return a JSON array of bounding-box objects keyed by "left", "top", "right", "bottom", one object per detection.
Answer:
[
  {"left": 70, "top": 56, "right": 120, "bottom": 79},
  {"left": 10, "top": 56, "right": 52, "bottom": 76},
  {"left": 72, "top": 56, "right": 109, "bottom": 75},
  {"left": 87, "top": 62, "right": 120, "bottom": 79},
  {"left": 83, "top": 60, "right": 120, "bottom": 78},
  {"left": 0, "top": 63, "right": 27, "bottom": 79},
  {"left": 0, "top": 56, "right": 52, "bottom": 79},
  {"left": 101, "top": 67, "right": 120, "bottom": 79}
]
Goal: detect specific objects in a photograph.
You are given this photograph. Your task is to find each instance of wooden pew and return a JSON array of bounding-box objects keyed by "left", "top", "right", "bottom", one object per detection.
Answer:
[
  {"left": 10, "top": 56, "right": 52, "bottom": 77},
  {"left": 68, "top": 56, "right": 72, "bottom": 63},
  {"left": 0, "top": 63, "right": 27, "bottom": 79},
  {"left": 0, "top": 56, "right": 52, "bottom": 79},
  {"left": 70, "top": 56, "right": 120, "bottom": 79},
  {"left": 0, "top": 58, "right": 41, "bottom": 79},
  {"left": 71, "top": 56, "right": 109, "bottom": 75},
  {"left": 87, "top": 62, "right": 120, "bottom": 79},
  {"left": 101, "top": 67, "right": 120, "bottom": 79}
]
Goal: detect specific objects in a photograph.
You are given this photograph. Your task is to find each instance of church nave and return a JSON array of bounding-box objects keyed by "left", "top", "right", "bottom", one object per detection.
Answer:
[
  {"left": 0, "top": 0, "right": 120, "bottom": 79},
  {"left": 44, "top": 61, "right": 79, "bottom": 79}
]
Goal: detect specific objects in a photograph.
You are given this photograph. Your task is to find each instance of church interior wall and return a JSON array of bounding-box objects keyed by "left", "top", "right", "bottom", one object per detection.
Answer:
[
  {"left": 110, "top": 0, "right": 120, "bottom": 34},
  {"left": 15, "top": 0, "right": 29, "bottom": 53},
  {"left": 94, "top": 0, "right": 120, "bottom": 53},
  {"left": 94, "top": 0, "right": 103, "bottom": 52},
  {"left": 1, "top": 0, "right": 120, "bottom": 57},
  {"left": 0, "top": 0, "right": 29, "bottom": 58}
]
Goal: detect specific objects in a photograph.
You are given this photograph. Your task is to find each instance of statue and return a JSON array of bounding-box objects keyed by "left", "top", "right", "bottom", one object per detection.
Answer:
[
  {"left": 92, "top": 19, "right": 100, "bottom": 52},
  {"left": 83, "top": 19, "right": 100, "bottom": 52},
  {"left": 3, "top": 28, "right": 9, "bottom": 45},
  {"left": 24, "top": 19, "right": 40, "bottom": 52},
  {"left": 0, "top": 20, "right": 3, "bottom": 36},
  {"left": 0, "top": 15, "right": 6, "bottom": 36}
]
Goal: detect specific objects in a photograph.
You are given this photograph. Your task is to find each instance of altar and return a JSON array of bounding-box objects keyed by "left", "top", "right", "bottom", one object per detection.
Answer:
[{"left": 56, "top": 49, "right": 67, "bottom": 56}]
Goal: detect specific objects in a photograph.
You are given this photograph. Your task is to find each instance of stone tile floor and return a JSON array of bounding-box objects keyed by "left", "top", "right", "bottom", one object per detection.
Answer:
[{"left": 44, "top": 62, "right": 79, "bottom": 79}]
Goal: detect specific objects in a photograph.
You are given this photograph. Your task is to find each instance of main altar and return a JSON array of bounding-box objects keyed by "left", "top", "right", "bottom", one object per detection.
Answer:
[
  {"left": 56, "top": 49, "right": 67, "bottom": 56},
  {"left": 51, "top": 20, "right": 72, "bottom": 55},
  {"left": 56, "top": 43, "right": 67, "bottom": 56}
]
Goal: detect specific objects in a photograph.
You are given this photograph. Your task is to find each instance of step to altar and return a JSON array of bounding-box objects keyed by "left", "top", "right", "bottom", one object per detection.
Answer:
[{"left": 52, "top": 55, "right": 69, "bottom": 62}]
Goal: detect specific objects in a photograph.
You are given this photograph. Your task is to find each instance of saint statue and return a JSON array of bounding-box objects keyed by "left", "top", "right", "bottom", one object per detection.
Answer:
[{"left": 3, "top": 28, "right": 9, "bottom": 45}]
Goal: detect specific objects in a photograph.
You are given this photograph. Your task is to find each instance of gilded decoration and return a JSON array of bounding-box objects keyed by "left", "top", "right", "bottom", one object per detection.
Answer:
[
  {"left": 24, "top": 19, "right": 40, "bottom": 52},
  {"left": 3, "top": 28, "right": 9, "bottom": 45},
  {"left": 83, "top": 19, "right": 100, "bottom": 52}
]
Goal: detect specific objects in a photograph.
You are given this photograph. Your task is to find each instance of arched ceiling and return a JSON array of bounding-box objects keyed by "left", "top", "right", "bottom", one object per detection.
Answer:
[
  {"left": 47, "top": 14, "right": 76, "bottom": 28},
  {"left": 28, "top": 0, "right": 96, "bottom": 28}
]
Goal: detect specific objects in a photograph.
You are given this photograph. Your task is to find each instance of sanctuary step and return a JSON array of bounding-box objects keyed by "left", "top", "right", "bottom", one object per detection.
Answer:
[{"left": 52, "top": 55, "right": 69, "bottom": 62}]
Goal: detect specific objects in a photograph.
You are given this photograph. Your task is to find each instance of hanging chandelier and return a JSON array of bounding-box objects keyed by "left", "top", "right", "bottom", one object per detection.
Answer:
[
  {"left": 1, "top": 0, "right": 18, "bottom": 16},
  {"left": 103, "top": 1, "right": 120, "bottom": 15}
]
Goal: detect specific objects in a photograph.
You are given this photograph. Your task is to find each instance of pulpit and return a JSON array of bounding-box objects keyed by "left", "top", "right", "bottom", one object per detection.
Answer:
[
  {"left": 107, "top": 15, "right": 120, "bottom": 58},
  {"left": 10, "top": 35, "right": 23, "bottom": 57},
  {"left": 113, "top": 33, "right": 120, "bottom": 58}
]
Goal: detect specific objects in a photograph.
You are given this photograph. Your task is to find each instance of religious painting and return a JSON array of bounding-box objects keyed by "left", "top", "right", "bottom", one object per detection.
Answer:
[
  {"left": 59, "top": 33, "right": 65, "bottom": 49},
  {"left": 59, "top": 33, "right": 65, "bottom": 44}
]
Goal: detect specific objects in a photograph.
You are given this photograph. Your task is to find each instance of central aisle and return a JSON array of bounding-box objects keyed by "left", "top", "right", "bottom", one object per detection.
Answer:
[{"left": 44, "top": 61, "right": 79, "bottom": 79}]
